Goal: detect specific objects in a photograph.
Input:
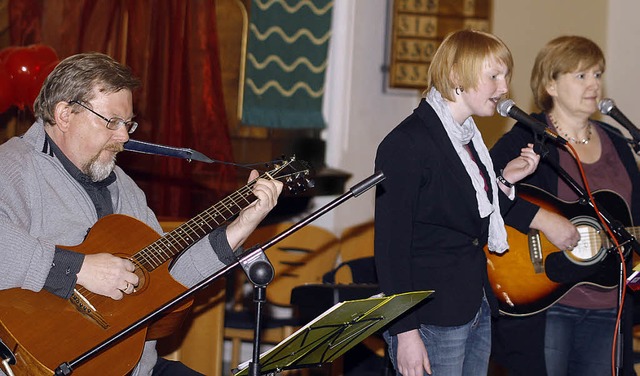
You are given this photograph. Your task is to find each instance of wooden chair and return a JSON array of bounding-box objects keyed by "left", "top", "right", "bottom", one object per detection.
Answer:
[
  {"left": 335, "top": 221, "right": 387, "bottom": 360},
  {"left": 224, "top": 222, "right": 341, "bottom": 371},
  {"left": 155, "top": 220, "right": 226, "bottom": 376},
  {"left": 334, "top": 221, "right": 375, "bottom": 284}
]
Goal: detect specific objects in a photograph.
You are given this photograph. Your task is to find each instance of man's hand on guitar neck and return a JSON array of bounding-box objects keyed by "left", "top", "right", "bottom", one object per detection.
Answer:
[
  {"left": 77, "top": 253, "right": 139, "bottom": 300},
  {"left": 226, "top": 169, "right": 283, "bottom": 250},
  {"left": 530, "top": 208, "right": 581, "bottom": 251}
]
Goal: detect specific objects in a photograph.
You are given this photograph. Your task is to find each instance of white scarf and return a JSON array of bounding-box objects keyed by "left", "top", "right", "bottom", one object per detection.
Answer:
[{"left": 426, "top": 87, "right": 509, "bottom": 253}]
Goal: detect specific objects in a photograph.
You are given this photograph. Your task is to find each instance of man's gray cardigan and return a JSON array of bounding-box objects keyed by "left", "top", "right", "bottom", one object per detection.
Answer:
[{"left": 0, "top": 120, "right": 229, "bottom": 375}]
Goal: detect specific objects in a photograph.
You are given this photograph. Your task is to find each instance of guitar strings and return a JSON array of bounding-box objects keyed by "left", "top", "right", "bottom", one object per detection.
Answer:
[{"left": 72, "top": 165, "right": 282, "bottom": 301}]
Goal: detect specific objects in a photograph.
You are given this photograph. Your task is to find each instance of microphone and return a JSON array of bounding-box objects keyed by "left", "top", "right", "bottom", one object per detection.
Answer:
[
  {"left": 598, "top": 98, "right": 640, "bottom": 143},
  {"left": 124, "top": 139, "right": 216, "bottom": 163},
  {"left": 497, "top": 99, "right": 567, "bottom": 145}
]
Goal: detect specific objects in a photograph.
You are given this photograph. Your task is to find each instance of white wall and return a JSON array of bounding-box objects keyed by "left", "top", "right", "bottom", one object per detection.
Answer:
[
  {"left": 323, "top": 0, "right": 418, "bottom": 233},
  {"left": 323, "top": 0, "right": 635, "bottom": 234},
  {"left": 606, "top": 0, "right": 640, "bottom": 135},
  {"left": 482, "top": 0, "right": 606, "bottom": 143}
]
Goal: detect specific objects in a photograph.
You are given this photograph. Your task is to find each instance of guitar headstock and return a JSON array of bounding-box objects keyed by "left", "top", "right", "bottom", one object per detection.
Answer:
[{"left": 262, "top": 156, "right": 314, "bottom": 195}]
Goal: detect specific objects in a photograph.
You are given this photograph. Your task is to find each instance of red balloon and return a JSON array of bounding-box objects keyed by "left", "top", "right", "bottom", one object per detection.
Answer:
[
  {"left": 29, "top": 44, "right": 58, "bottom": 77},
  {"left": 24, "top": 59, "right": 59, "bottom": 112},
  {"left": 0, "top": 67, "right": 13, "bottom": 113},
  {"left": 0, "top": 46, "right": 18, "bottom": 63},
  {"left": 2, "top": 44, "right": 59, "bottom": 110},
  {"left": 3, "top": 47, "right": 38, "bottom": 109}
]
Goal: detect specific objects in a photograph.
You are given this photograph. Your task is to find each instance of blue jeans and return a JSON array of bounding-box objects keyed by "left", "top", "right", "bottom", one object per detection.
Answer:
[
  {"left": 545, "top": 304, "right": 617, "bottom": 376},
  {"left": 384, "top": 297, "right": 491, "bottom": 376}
]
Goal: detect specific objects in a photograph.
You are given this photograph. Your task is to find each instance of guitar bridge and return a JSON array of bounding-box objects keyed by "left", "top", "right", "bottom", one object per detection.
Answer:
[
  {"left": 528, "top": 229, "right": 544, "bottom": 274},
  {"left": 69, "top": 289, "right": 110, "bottom": 329}
]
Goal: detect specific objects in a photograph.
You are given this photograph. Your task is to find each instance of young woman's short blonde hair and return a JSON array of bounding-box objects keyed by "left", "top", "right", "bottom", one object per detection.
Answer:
[{"left": 425, "top": 29, "right": 513, "bottom": 101}]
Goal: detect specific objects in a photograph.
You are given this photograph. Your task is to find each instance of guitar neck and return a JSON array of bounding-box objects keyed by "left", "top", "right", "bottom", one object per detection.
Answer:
[
  {"left": 131, "top": 180, "right": 259, "bottom": 271},
  {"left": 627, "top": 226, "right": 640, "bottom": 240},
  {"left": 127, "top": 157, "right": 309, "bottom": 272}
]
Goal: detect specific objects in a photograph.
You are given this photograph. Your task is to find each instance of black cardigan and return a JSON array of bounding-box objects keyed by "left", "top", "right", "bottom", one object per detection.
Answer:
[{"left": 374, "top": 99, "right": 512, "bottom": 335}]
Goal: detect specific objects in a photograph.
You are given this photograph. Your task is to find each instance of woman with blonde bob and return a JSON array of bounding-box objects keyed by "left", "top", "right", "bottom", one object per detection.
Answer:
[{"left": 374, "top": 29, "right": 540, "bottom": 375}]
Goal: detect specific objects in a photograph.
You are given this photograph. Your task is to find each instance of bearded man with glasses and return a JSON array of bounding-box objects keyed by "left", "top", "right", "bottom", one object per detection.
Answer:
[{"left": 0, "top": 52, "right": 282, "bottom": 376}]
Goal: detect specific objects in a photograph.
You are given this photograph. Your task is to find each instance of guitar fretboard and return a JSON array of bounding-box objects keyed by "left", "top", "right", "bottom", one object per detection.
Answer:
[{"left": 132, "top": 180, "right": 261, "bottom": 271}]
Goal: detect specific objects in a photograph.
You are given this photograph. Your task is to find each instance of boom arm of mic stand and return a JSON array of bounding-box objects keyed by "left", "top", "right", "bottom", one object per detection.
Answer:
[
  {"left": 54, "top": 171, "right": 385, "bottom": 375},
  {"left": 260, "top": 171, "right": 385, "bottom": 251}
]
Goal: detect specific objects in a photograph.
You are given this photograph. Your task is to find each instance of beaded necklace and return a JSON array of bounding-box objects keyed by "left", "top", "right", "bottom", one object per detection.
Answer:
[{"left": 548, "top": 113, "right": 592, "bottom": 144}]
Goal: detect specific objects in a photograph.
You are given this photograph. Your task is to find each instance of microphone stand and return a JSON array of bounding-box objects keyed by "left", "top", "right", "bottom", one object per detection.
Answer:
[
  {"left": 238, "top": 170, "right": 385, "bottom": 376},
  {"left": 54, "top": 171, "right": 385, "bottom": 376},
  {"left": 626, "top": 137, "right": 640, "bottom": 156},
  {"left": 0, "top": 339, "right": 15, "bottom": 376},
  {"left": 533, "top": 137, "right": 639, "bottom": 376}
]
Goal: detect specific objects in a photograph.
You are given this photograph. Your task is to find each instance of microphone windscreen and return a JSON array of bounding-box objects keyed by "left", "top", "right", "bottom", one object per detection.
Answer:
[
  {"left": 497, "top": 98, "right": 515, "bottom": 117},
  {"left": 598, "top": 98, "right": 615, "bottom": 115}
]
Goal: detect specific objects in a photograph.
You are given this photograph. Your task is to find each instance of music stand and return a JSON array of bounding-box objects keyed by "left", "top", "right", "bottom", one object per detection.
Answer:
[{"left": 233, "top": 290, "right": 432, "bottom": 376}]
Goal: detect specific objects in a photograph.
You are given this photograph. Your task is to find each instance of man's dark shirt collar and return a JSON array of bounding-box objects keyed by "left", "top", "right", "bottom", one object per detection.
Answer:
[{"left": 44, "top": 133, "right": 117, "bottom": 188}]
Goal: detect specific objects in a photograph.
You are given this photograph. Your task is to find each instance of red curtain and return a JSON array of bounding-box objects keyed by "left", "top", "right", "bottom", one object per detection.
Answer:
[{"left": 9, "top": 0, "right": 237, "bottom": 219}]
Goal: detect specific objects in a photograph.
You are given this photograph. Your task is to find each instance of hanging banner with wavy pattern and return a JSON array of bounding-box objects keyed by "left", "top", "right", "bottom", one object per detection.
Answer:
[{"left": 240, "top": 0, "right": 333, "bottom": 129}]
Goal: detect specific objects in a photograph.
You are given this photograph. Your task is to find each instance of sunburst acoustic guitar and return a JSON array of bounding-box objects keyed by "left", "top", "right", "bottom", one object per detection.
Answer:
[
  {"left": 485, "top": 184, "right": 636, "bottom": 317},
  {"left": 0, "top": 157, "right": 310, "bottom": 376}
]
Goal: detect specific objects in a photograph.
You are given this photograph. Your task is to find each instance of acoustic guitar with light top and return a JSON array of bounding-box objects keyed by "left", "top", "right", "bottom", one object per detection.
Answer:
[
  {"left": 485, "top": 184, "right": 636, "bottom": 317},
  {"left": 0, "top": 157, "right": 310, "bottom": 376}
]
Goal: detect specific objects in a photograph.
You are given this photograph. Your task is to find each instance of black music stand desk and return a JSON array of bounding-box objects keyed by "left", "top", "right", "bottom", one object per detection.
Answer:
[{"left": 233, "top": 290, "right": 432, "bottom": 376}]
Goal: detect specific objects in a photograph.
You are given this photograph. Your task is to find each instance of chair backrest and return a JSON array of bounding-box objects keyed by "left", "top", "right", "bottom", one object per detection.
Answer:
[
  {"left": 242, "top": 222, "right": 340, "bottom": 307},
  {"left": 334, "top": 221, "right": 376, "bottom": 284}
]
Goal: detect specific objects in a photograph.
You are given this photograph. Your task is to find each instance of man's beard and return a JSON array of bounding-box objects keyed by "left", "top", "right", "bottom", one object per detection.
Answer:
[{"left": 83, "top": 143, "right": 123, "bottom": 182}]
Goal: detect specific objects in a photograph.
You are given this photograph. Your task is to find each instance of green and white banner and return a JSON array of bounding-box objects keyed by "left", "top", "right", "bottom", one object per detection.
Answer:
[{"left": 241, "top": 0, "right": 333, "bottom": 129}]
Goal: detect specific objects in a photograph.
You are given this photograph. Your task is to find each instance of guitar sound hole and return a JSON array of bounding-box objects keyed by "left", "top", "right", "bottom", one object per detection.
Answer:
[
  {"left": 132, "top": 267, "right": 148, "bottom": 294},
  {"left": 115, "top": 253, "right": 149, "bottom": 294},
  {"left": 565, "top": 216, "right": 608, "bottom": 265}
]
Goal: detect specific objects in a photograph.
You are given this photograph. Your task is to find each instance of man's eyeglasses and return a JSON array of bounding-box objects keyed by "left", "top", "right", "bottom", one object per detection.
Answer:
[{"left": 68, "top": 100, "right": 138, "bottom": 134}]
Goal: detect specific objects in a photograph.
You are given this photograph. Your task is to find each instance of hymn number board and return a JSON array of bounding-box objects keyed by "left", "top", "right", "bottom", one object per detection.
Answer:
[{"left": 390, "top": 0, "right": 492, "bottom": 89}]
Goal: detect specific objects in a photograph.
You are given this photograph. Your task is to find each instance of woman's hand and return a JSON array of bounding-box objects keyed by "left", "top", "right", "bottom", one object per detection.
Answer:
[
  {"left": 396, "top": 329, "right": 432, "bottom": 375},
  {"left": 530, "top": 208, "right": 580, "bottom": 250},
  {"left": 501, "top": 143, "right": 540, "bottom": 185}
]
